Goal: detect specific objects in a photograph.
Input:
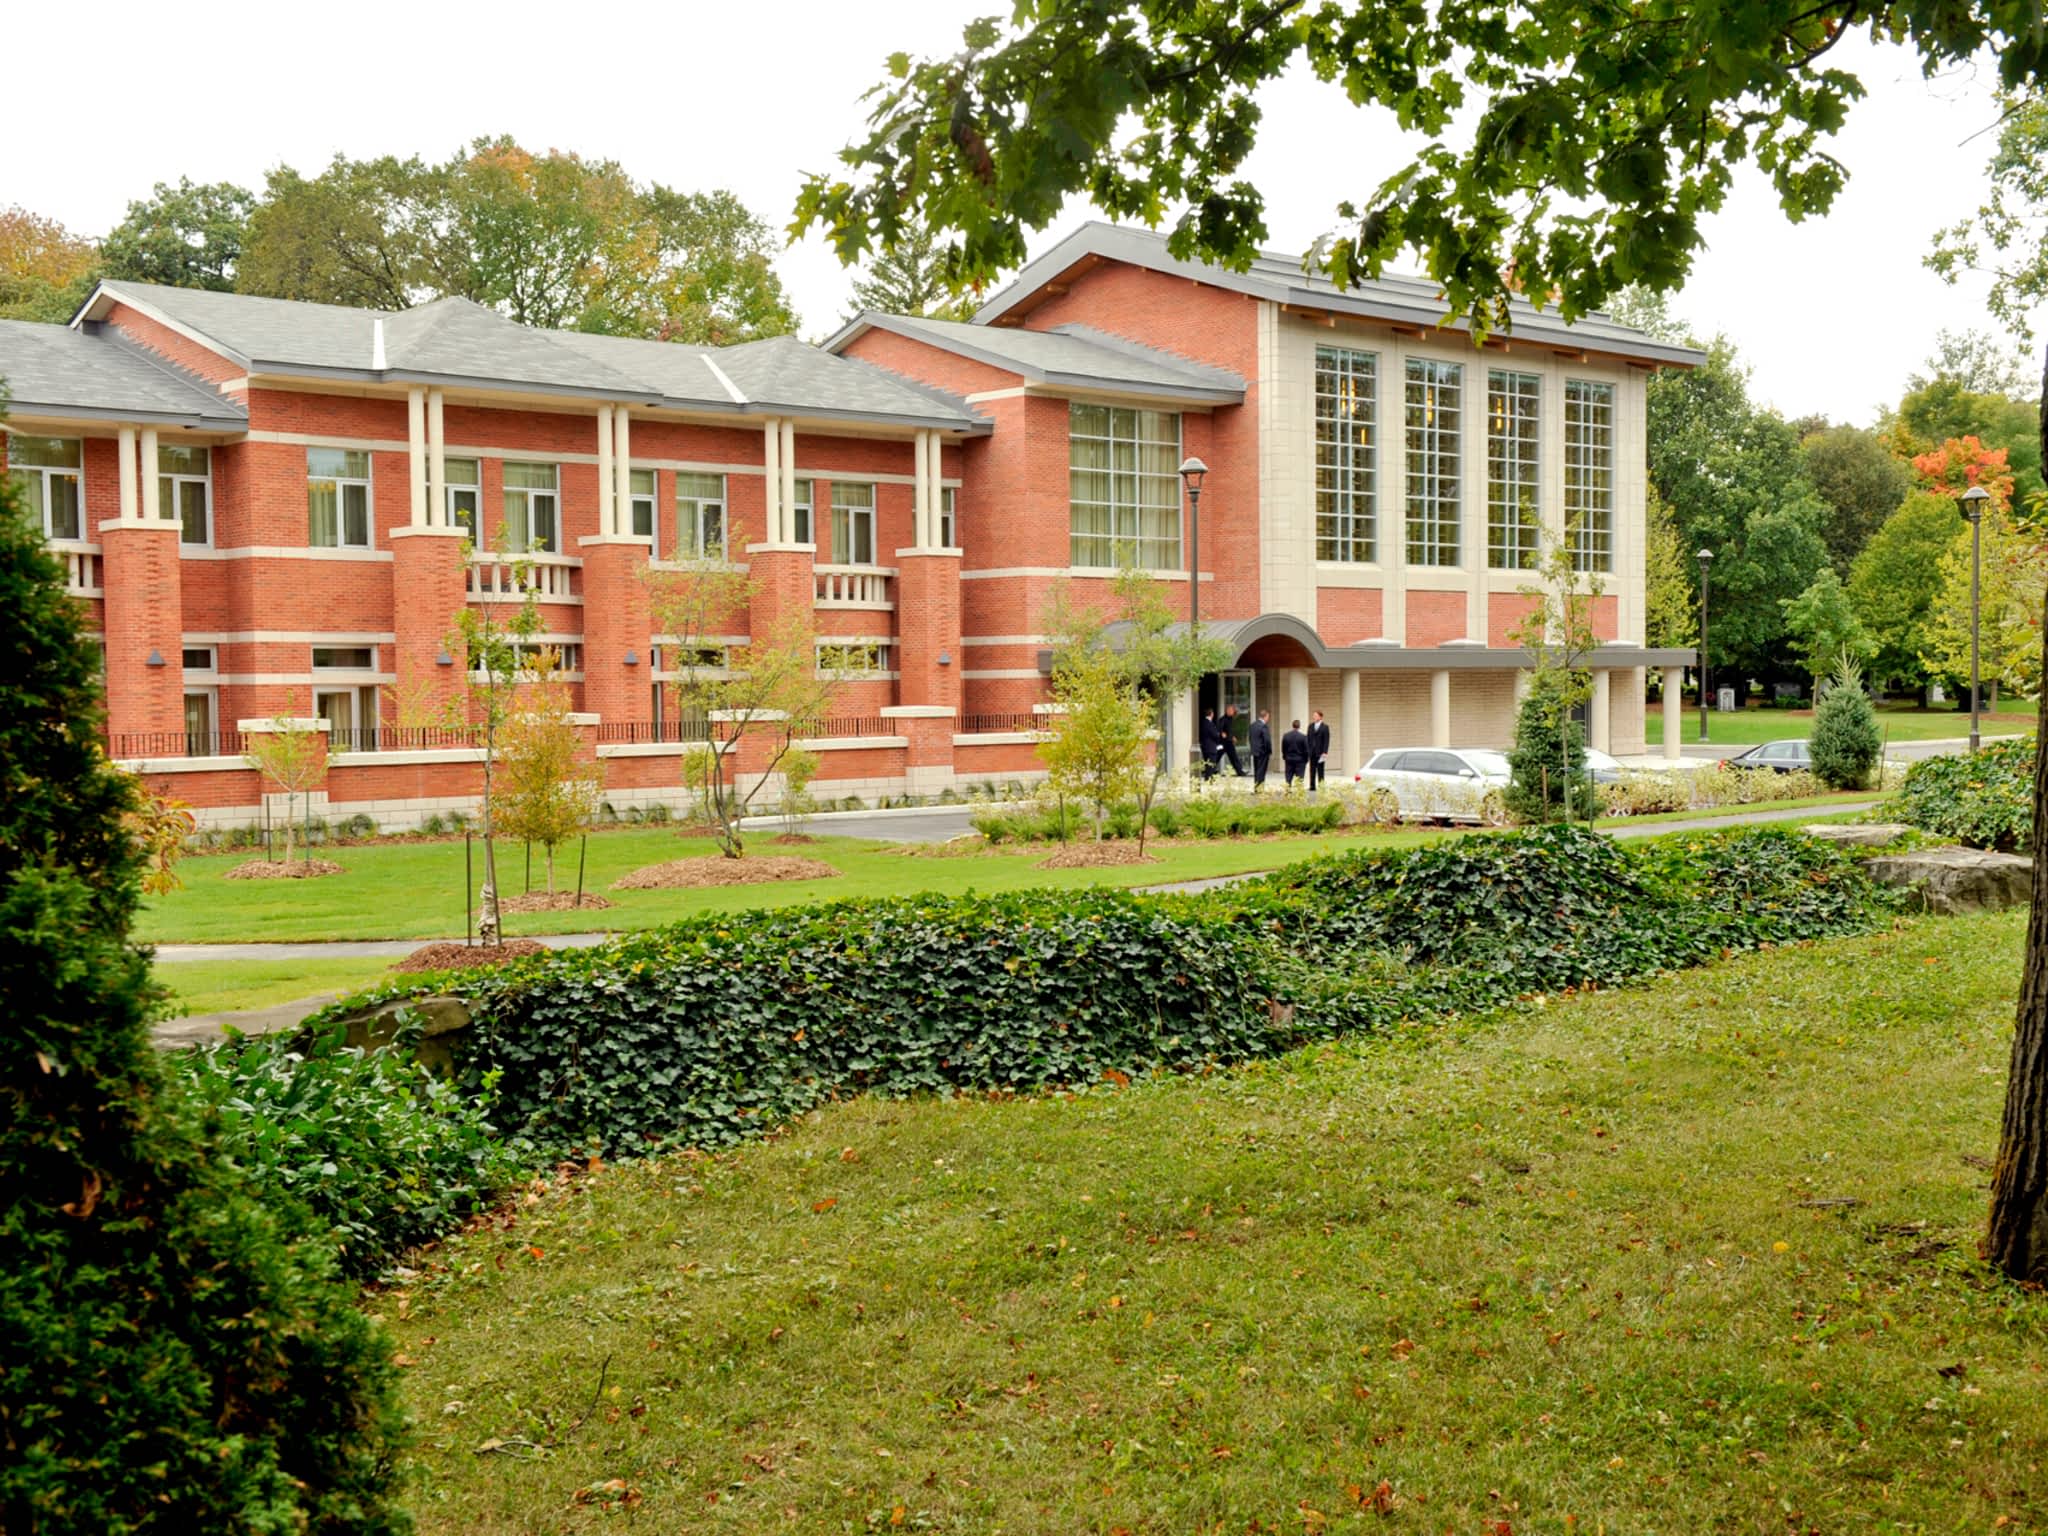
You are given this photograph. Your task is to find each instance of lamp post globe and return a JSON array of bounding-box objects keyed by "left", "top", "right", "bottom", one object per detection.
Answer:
[
  {"left": 1695, "top": 547, "right": 1714, "bottom": 746},
  {"left": 1961, "top": 485, "right": 1990, "bottom": 753}
]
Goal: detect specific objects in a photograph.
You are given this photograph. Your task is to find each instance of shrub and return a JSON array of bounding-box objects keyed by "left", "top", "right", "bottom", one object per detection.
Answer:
[
  {"left": 1809, "top": 654, "right": 1882, "bottom": 789},
  {"left": 645, "top": 802, "right": 672, "bottom": 825},
  {"left": 337, "top": 812, "right": 377, "bottom": 839},
  {"left": 173, "top": 1022, "right": 531, "bottom": 1279},
  {"left": 420, "top": 812, "right": 448, "bottom": 836},
  {"left": 1505, "top": 673, "right": 1595, "bottom": 822},
  {"left": 1597, "top": 772, "right": 1688, "bottom": 817},
  {"left": 0, "top": 477, "right": 406, "bottom": 1532},
  {"left": 1895, "top": 734, "right": 2036, "bottom": 851},
  {"left": 1146, "top": 801, "right": 1183, "bottom": 838}
]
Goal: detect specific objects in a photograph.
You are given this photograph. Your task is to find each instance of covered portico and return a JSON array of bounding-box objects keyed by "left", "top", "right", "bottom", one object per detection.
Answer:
[{"left": 1117, "top": 613, "right": 1695, "bottom": 773}]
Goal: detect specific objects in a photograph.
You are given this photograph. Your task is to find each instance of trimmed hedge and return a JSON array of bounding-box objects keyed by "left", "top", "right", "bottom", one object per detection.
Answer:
[{"left": 1895, "top": 734, "right": 2035, "bottom": 851}]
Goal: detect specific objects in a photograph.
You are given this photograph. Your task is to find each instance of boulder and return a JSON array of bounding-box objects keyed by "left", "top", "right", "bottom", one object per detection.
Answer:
[
  {"left": 1801, "top": 822, "right": 1913, "bottom": 848},
  {"left": 1866, "top": 846, "right": 2033, "bottom": 916},
  {"left": 331, "top": 993, "right": 475, "bottom": 1072}
]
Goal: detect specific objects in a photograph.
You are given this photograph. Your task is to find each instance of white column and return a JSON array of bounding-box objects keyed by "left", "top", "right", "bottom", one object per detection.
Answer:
[
  {"left": 780, "top": 420, "right": 798, "bottom": 545},
  {"left": 406, "top": 388, "right": 427, "bottom": 526},
  {"left": 1340, "top": 668, "right": 1362, "bottom": 774},
  {"left": 139, "top": 428, "right": 161, "bottom": 521},
  {"left": 1662, "top": 666, "right": 1683, "bottom": 762},
  {"left": 1430, "top": 668, "right": 1451, "bottom": 748},
  {"left": 596, "top": 404, "right": 615, "bottom": 539},
  {"left": 1285, "top": 667, "right": 1310, "bottom": 732},
  {"left": 612, "top": 407, "right": 632, "bottom": 539},
  {"left": 926, "top": 430, "right": 943, "bottom": 549},
  {"left": 1590, "top": 668, "right": 1612, "bottom": 753},
  {"left": 911, "top": 430, "right": 930, "bottom": 550},
  {"left": 427, "top": 389, "right": 447, "bottom": 532},
  {"left": 762, "top": 418, "right": 782, "bottom": 543},
  {"left": 117, "top": 427, "right": 138, "bottom": 520},
  {"left": 1168, "top": 689, "right": 1195, "bottom": 773}
]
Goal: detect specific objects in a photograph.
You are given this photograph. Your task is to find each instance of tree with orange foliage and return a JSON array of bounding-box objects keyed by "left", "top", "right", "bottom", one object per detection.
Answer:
[{"left": 1910, "top": 435, "right": 2016, "bottom": 511}]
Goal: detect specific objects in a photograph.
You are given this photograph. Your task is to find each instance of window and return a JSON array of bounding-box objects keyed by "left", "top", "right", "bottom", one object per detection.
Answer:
[
  {"left": 818, "top": 641, "right": 887, "bottom": 675},
  {"left": 674, "top": 472, "right": 727, "bottom": 558},
  {"left": 159, "top": 444, "right": 212, "bottom": 545},
  {"left": 1486, "top": 370, "right": 1542, "bottom": 570},
  {"left": 1314, "top": 346, "right": 1376, "bottom": 562},
  {"left": 629, "top": 467, "right": 658, "bottom": 543},
  {"left": 181, "top": 646, "right": 217, "bottom": 673},
  {"left": 312, "top": 645, "right": 375, "bottom": 670},
  {"left": 831, "top": 481, "right": 877, "bottom": 566},
  {"left": 307, "top": 448, "right": 372, "bottom": 547},
  {"left": 1068, "top": 403, "right": 1182, "bottom": 569},
  {"left": 501, "top": 461, "right": 559, "bottom": 553},
  {"left": 791, "top": 478, "right": 814, "bottom": 546},
  {"left": 939, "top": 486, "right": 957, "bottom": 549},
  {"left": 183, "top": 689, "right": 217, "bottom": 755},
  {"left": 444, "top": 457, "right": 480, "bottom": 536},
  {"left": 9, "top": 436, "right": 83, "bottom": 540},
  {"left": 314, "top": 685, "right": 380, "bottom": 752},
  {"left": 1404, "top": 359, "right": 1462, "bottom": 566},
  {"left": 1564, "top": 380, "right": 1616, "bottom": 573}
]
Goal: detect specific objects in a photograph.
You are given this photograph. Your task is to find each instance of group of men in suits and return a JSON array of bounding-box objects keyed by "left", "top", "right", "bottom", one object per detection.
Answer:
[{"left": 1200, "top": 704, "right": 1328, "bottom": 791}]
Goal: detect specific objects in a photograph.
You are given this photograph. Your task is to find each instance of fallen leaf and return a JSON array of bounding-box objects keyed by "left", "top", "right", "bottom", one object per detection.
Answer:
[{"left": 813, "top": 1198, "right": 838, "bottom": 1214}]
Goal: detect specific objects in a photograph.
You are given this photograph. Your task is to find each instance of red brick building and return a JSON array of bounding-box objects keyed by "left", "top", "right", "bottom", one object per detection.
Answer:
[{"left": 0, "top": 223, "right": 1696, "bottom": 828}]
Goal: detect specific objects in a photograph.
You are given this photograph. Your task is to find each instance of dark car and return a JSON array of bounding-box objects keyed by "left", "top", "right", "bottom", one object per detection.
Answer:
[{"left": 1723, "top": 739, "right": 1813, "bottom": 774}]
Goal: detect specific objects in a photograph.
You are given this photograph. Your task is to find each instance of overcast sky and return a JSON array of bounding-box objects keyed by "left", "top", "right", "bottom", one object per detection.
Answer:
[{"left": 8, "top": 4, "right": 2029, "bottom": 424}]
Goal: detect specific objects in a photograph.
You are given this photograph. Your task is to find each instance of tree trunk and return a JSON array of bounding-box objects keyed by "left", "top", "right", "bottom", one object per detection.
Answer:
[
  {"left": 480, "top": 739, "right": 502, "bottom": 946},
  {"left": 1985, "top": 341, "right": 2048, "bottom": 1281},
  {"left": 545, "top": 844, "right": 556, "bottom": 895}
]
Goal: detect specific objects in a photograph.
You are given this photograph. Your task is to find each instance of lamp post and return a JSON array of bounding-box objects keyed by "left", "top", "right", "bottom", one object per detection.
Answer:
[
  {"left": 1178, "top": 456, "right": 1209, "bottom": 769},
  {"left": 1696, "top": 547, "right": 1713, "bottom": 746},
  {"left": 1961, "top": 484, "right": 1990, "bottom": 754}
]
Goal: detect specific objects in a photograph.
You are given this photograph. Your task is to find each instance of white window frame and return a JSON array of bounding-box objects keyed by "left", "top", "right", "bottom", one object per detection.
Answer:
[
  {"left": 939, "top": 485, "right": 957, "bottom": 549},
  {"left": 312, "top": 645, "right": 378, "bottom": 672},
  {"left": 1067, "top": 403, "right": 1183, "bottom": 570},
  {"left": 182, "top": 687, "right": 218, "bottom": 753},
  {"left": 159, "top": 444, "right": 213, "bottom": 547},
  {"left": 817, "top": 640, "right": 889, "bottom": 677},
  {"left": 1564, "top": 379, "right": 1617, "bottom": 574},
  {"left": 1403, "top": 358, "right": 1463, "bottom": 568},
  {"left": 791, "top": 478, "right": 814, "bottom": 547},
  {"left": 629, "top": 466, "right": 659, "bottom": 547},
  {"left": 444, "top": 457, "right": 481, "bottom": 537},
  {"left": 1486, "top": 369, "right": 1542, "bottom": 571},
  {"left": 501, "top": 461, "right": 560, "bottom": 554},
  {"left": 1315, "top": 345, "right": 1377, "bottom": 564},
  {"left": 674, "top": 472, "right": 727, "bottom": 559},
  {"left": 830, "top": 481, "right": 878, "bottom": 566},
  {"left": 181, "top": 645, "right": 218, "bottom": 674},
  {"left": 8, "top": 436, "right": 86, "bottom": 541},
  {"left": 307, "top": 448, "right": 373, "bottom": 549}
]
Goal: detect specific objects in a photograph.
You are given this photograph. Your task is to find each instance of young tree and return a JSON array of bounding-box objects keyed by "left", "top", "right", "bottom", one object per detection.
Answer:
[
  {"left": 494, "top": 649, "right": 600, "bottom": 895},
  {"left": 1507, "top": 529, "right": 1604, "bottom": 823},
  {"left": 1921, "top": 505, "right": 2048, "bottom": 705},
  {"left": 1642, "top": 485, "right": 1697, "bottom": 652},
  {"left": 100, "top": 177, "right": 255, "bottom": 292},
  {"left": 645, "top": 555, "right": 839, "bottom": 859},
  {"left": 1104, "top": 567, "right": 1231, "bottom": 850},
  {"left": 1848, "top": 491, "right": 1966, "bottom": 696},
  {"left": 1779, "top": 567, "right": 1873, "bottom": 691},
  {"left": 242, "top": 715, "right": 325, "bottom": 867},
  {"left": 1039, "top": 642, "right": 1150, "bottom": 841},
  {"left": 125, "top": 779, "right": 197, "bottom": 896},
  {"left": 779, "top": 745, "right": 822, "bottom": 837},
  {"left": 0, "top": 472, "right": 406, "bottom": 1530},
  {"left": 1808, "top": 650, "right": 1883, "bottom": 791},
  {"left": 447, "top": 552, "right": 544, "bottom": 943}
]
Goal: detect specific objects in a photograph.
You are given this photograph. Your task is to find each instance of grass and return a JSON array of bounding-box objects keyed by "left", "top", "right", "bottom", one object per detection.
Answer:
[
  {"left": 1648, "top": 703, "right": 2033, "bottom": 747},
  {"left": 383, "top": 910, "right": 2048, "bottom": 1532},
  {"left": 156, "top": 955, "right": 404, "bottom": 1016}
]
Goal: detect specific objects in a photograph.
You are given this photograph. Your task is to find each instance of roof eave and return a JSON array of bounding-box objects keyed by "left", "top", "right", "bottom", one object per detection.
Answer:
[{"left": 1, "top": 402, "right": 248, "bottom": 431}]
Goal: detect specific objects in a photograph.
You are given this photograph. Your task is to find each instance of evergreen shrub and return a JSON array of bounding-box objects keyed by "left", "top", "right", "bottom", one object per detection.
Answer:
[
  {"left": 1895, "top": 734, "right": 2036, "bottom": 851},
  {"left": 1809, "top": 656, "right": 1883, "bottom": 789}
]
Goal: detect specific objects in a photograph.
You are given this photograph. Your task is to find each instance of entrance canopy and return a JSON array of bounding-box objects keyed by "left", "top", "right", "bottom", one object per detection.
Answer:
[{"left": 1094, "top": 612, "right": 1694, "bottom": 672}]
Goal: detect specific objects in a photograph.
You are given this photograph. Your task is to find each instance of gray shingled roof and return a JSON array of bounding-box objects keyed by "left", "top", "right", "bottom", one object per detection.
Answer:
[
  {"left": 0, "top": 319, "right": 246, "bottom": 429},
  {"left": 824, "top": 312, "right": 1246, "bottom": 402},
  {"left": 975, "top": 223, "right": 1705, "bottom": 368}
]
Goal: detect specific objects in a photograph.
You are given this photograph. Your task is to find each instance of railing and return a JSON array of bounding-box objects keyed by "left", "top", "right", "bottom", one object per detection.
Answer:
[
  {"left": 813, "top": 563, "right": 895, "bottom": 608},
  {"left": 596, "top": 718, "right": 714, "bottom": 746},
  {"left": 467, "top": 550, "right": 580, "bottom": 601},
  {"left": 109, "top": 729, "right": 248, "bottom": 760},
  {"left": 792, "top": 715, "right": 894, "bottom": 739},
  {"left": 329, "top": 725, "right": 487, "bottom": 754},
  {"left": 50, "top": 540, "right": 103, "bottom": 597},
  {"left": 959, "top": 711, "right": 1047, "bottom": 734}
]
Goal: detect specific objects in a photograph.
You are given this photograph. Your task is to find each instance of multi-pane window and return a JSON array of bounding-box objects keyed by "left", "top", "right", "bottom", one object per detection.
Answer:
[
  {"left": 1403, "top": 359, "right": 1462, "bottom": 566},
  {"left": 674, "top": 472, "right": 726, "bottom": 558},
  {"left": 818, "top": 641, "right": 889, "bottom": 675},
  {"left": 501, "top": 461, "right": 559, "bottom": 553},
  {"left": 1485, "top": 370, "right": 1542, "bottom": 570},
  {"left": 629, "top": 467, "right": 658, "bottom": 543},
  {"left": 1314, "top": 346, "right": 1376, "bottom": 562},
  {"left": 444, "top": 457, "right": 480, "bottom": 536},
  {"left": 831, "top": 481, "right": 877, "bottom": 566},
  {"left": 1068, "top": 403, "right": 1182, "bottom": 569},
  {"left": 159, "top": 444, "right": 212, "bottom": 545},
  {"left": 312, "top": 645, "right": 376, "bottom": 670},
  {"left": 939, "top": 486, "right": 956, "bottom": 549},
  {"left": 791, "top": 478, "right": 814, "bottom": 546},
  {"left": 307, "top": 448, "right": 372, "bottom": 548},
  {"left": 10, "top": 436, "right": 84, "bottom": 540},
  {"left": 1564, "top": 380, "right": 1616, "bottom": 572}
]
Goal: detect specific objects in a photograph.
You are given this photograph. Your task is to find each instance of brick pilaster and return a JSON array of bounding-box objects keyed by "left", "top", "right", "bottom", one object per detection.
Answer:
[
  {"left": 577, "top": 534, "right": 654, "bottom": 727},
  {"left": 389, "top": 527, "right": 470, "bottom": 723},
  {"left": 99, "top": 519, "right": 185, "bottom": 745}
]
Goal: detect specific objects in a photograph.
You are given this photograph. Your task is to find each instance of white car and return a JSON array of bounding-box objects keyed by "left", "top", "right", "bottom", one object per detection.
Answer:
[{"left": 1353, "top": 746, "right": 1513, "bottom": 825}]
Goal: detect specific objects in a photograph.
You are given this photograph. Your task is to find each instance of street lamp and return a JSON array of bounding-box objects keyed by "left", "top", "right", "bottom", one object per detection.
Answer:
[
  {"left": 1961, "top": 484, "right": 1990, "bottom": 754},
  {"left": 1179, "top": 456, "right": 1209, "bottom": 769},
  {"left": 1696, "top": 547, "right": 1714, "bottom": 746}
]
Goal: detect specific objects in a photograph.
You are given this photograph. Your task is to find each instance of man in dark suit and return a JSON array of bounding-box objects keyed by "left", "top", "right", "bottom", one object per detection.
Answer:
[
  {"left": 1198, "top": 707, "right": 1222, "bottom": 780},
  {"left": 1249, "top": 709, "right": 1273, "bottom": 789},
  {"left": 1219, "top": 704, "right": 1247, "bottom": 776},
  {"left": 1281, "top": 718, "right": 1311, "bottom": 788},
  {"left": 1307, "top": 709, "right": 1331, "bottom": 793}
]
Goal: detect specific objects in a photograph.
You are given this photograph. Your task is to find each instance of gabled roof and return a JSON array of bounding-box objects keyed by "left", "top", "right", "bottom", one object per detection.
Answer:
[
  {"left": 0, "top": 319, "right": 246, "bottom": 430},
  {"left": 824, "top": 311, "right": 1246, "bottom": 403},
  {"left": 975, "top": 222, "right": 1705, "bottom": 368}
]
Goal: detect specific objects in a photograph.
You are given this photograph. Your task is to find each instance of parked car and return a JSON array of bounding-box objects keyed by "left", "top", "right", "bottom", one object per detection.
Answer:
[
  {"left": 1583, "top": 747, "right": 1624, "bottom": 784},
  {"left": 1354, "top": 746, "right": 1512, "bottom": 824},
  {"left": 1723, "top": 739, "right": 1813, "bottom": 773}
]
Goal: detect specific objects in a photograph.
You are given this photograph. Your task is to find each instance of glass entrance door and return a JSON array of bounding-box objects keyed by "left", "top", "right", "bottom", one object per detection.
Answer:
[{"left": 1218, "top": 669, "right": 1254, "bottom": 750}]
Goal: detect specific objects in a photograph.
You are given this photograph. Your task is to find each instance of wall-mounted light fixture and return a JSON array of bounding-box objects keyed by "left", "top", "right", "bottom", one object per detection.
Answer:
[
  {"left": 623, "top": 649, "right": 640, "bottom": 666},
  {"left": 436, "top": 650, "right": 454, "bottom": 667},
  {"left": 937, "top": 650, "right": 952, "bottom": 666},
  {"left": 145, "top": 649, "right": 165, "bottom": 667}
]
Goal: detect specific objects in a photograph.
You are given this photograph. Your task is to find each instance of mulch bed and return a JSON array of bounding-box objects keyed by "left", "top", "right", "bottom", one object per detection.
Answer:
[
  {"left": 497, "top": 891, "right": 615, "bottom": 914},
  {"left": 223, "top": 858, "right": 345, "bottom": 880},
  {"left": 1037, "top": 843, "right": 1159, "bottom": 869},
  {"left": 388, "top": 939, "right": 550, "bottom": 974},
  {"left": 770, "top": 832, "right": 819, "bottom": 845},
  {"left": 612, "top": 855, "right": 840, "bottom": 890}
]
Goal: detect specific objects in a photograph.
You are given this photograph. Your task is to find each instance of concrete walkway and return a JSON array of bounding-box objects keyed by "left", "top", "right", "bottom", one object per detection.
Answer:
[{"left": 155, "top": 798, "right": 1884, "bottom": 1047}]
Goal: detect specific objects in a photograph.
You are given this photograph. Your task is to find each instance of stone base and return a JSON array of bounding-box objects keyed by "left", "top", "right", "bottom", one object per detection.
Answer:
[
  {"left": 1866, "top": 845, "right": 2033, "bottom": 915},
  {"left": 1801, "top": 822, "right": 1912, "bottom": 849}
]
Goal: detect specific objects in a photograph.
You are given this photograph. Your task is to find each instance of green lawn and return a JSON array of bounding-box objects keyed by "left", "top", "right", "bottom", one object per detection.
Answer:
[
  {"left": 156, "top": 956, "right": 413, "bottom": 1016},
  {"left": 383, "top": 910, "right": 2048, "bottom": 1533},
  {"left": 1648, "top": 703, "right": 2033, "bottom": 747}
]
